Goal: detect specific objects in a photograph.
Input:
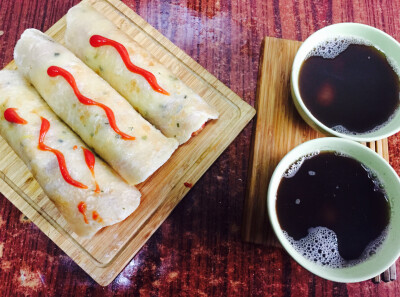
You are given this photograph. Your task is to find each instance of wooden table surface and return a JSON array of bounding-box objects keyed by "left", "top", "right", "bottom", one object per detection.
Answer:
[{"left": 1, "top": 0, "right": 400, "bottom": 296}]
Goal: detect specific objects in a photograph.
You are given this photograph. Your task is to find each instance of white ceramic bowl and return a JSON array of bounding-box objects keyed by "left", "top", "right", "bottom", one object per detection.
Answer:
[
  {"left": 267, "top": 138, "right": 400, "bottom": 283},
  {"left": 291, "top": 23, "right": 400, "bottom": 142}
]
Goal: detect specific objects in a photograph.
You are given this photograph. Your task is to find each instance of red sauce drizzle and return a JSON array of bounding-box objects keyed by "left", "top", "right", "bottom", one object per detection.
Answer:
[
  {"left": 4, "top": 108, "right": 27, "bottom": 125},
  {"left": 184, "top": 182, "right": 193, "bottom": 188},
  {"left": 191, "top": 123, "right": 206, "bottom": 137},
  {"left": 38, "top": 117, "right": 88, "bottom": 189},
  {"left": 89, "top": 35, "right": 170, "bottom": 96},
  {"left": 82, "top": 147, "right": 100, "bottom": 194},
  {"left": 92, "top": 210, "right": 103, "bottom": 223},
  {"left": 92, "top": 211, "right": 99, "bottom": 220},
  {"left": 47, "top": 66, "right": 135, "bottom": 140},
  {"left": 78, "top": 201, "right": 89, "bottom": 224}
]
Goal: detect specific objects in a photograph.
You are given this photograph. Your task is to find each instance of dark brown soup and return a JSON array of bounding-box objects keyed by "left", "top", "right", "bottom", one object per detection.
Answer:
[
  {"left": 276, "top": 152, "right": 390, "bottom": 266},
  {"left": 299, "top": 42, "right": 400, "bottom": 134}
]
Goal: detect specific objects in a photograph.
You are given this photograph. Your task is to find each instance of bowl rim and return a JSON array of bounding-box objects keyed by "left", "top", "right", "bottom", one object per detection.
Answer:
[
  {"left": 291, "top": 22, "right": 400, "bottom": 142},
  {"left": 267, "top": 137, "right": 400, "bottom": 283}
]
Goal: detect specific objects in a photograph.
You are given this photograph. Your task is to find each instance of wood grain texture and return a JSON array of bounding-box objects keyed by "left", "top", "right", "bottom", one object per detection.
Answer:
[
  {"left": 242, "top": 37, "right": 324, "bottom": 246},
  {"left": 0, "top": 0, "right": 255, "bottom": 287},
  {"left": 1, "top": 0, "right": 400, "bottom": 296}
]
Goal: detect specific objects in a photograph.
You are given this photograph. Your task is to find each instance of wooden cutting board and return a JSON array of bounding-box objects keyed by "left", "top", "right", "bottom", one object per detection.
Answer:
[
  {"left": 241, "top": 37, "right": 395, "bottom": 282},
  {"left": 242, "top": 37, "right": 325, "bottom": 246},
  {"left": 0, "top": 0, "right": 255, "bottom": 286}
]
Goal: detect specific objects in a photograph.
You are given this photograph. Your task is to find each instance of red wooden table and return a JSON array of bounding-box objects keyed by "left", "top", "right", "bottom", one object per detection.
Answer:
[{"left": 1, "top": 0, "right": 400, "bottom": 296}]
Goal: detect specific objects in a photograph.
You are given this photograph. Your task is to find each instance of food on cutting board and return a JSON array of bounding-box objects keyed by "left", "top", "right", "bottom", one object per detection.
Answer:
[
  {"left": 14, "top": 28, "right": 179, "bottom": 185},
  {"left": 65, "top": 5, "right": 219, "bottom": 145},
  {"left": 0, "top": 70, "right": 141, "bottom": 237}
]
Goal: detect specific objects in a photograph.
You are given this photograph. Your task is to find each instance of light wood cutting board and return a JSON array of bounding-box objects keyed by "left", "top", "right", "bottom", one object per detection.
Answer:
[
  {"left": 241, "top": 37, "right": 395, "bottom": 282},
  {"left": 0, "top": 0, "right": 255, "bottom": 286}
]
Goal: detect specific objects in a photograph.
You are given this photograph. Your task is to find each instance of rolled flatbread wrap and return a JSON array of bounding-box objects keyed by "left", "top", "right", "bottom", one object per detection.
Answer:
[
  {"left": 65, "top": 5, "right": 219, "bottom": 144},
  {"left": 0, "top": 70, "right": 141, "bottom": 237},
  {"left": 14, "top": 29, "right": 178, "bottom": 185}
]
